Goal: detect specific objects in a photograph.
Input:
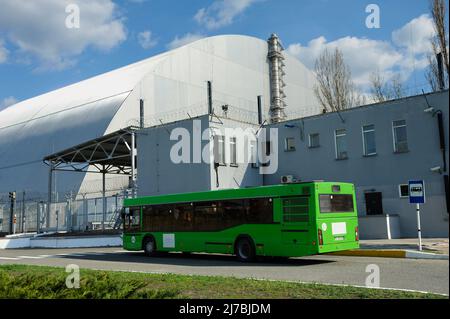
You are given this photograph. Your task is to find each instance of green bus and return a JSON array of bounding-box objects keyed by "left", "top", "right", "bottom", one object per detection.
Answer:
[{"left": 122, "top": 182, "right": 359, "bottom": 261}]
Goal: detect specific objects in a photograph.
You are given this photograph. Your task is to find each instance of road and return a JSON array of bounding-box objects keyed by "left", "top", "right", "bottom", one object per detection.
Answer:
[{"left": 0, "top": 247, "right": 448, "bottom": 295}]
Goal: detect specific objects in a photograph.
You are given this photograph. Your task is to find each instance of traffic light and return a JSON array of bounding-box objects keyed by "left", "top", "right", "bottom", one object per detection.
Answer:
[{"left": 8, "top": 191, "right": 16, "bottom": 200}]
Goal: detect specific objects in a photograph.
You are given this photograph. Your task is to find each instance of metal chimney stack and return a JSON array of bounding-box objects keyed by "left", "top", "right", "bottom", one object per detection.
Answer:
[
  {"left": 268, "top": 34, "right": 287, "bottom": 124},
  {"left": 437, "top": 52, "right": 445, "bottom": 91}
]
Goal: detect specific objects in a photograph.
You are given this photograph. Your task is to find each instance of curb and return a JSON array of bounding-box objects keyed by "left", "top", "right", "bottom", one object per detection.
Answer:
[
  {"left": 328, "top": 249, "right": 449, "bottom": 260},
  {"left": 405, "top": 250, "right": 449, "bottom": 260}
]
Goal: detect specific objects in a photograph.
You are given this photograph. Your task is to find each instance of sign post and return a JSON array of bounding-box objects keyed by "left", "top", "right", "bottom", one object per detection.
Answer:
[
  {"left": 409, "top": 180, "right": 426, "bottom": 251},
  {"left": 13, "top": 214, "right": 17, "bottom": 235}
]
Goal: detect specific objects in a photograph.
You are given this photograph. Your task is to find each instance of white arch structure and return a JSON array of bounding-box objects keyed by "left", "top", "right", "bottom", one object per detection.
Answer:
[{"left": 0, "top": 35, "right": 319, "bottom": 196}]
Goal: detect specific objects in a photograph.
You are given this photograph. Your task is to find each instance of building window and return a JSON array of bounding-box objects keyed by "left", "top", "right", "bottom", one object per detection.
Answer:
[
  {"left": 399, "top": 184, "right": 409, "bottom": 198},
  {"left": 309, "top": 133, "right": 320, "bottom": 148},
  {"left": 285, "top": 137, "right": 296, "bottom": 152},
  {"left": 230, "top": 137, "right": 238, "bottom": 166},
  {"left": 362, "top": 124, "right": 377, "bottom": 156},
  {"left": 393, "top": 120, "right": 409, "bottom": 153},
  {"left": 214, "top": 135, "right": 226, "bottom": 165},
  {"left": 335, "top": 129, "right": 348, "bottom": 160}
]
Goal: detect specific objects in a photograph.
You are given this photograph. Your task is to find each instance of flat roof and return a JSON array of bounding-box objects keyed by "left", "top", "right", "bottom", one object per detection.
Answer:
[{"left": 275, "top": 89, "right": 449, "bottom": 126}]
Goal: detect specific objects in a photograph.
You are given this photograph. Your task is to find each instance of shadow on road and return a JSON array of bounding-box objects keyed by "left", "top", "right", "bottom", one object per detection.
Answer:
[{"left": 57, "top": 251, "right": 335, "bottom": 267}]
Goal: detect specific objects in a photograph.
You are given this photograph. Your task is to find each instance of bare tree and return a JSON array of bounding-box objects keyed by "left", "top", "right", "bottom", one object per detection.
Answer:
[
  {"left": 426, "top": 0, "right": 449, "bottom": 91},
  {"left": 313, "top": 48, "right": 362, "bottom": 112},
  {"left": 369, "top": 70, "right": 404, "bottom": 103}
]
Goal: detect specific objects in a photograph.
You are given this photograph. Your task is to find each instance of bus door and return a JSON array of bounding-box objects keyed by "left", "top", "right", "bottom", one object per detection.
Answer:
[{"left": 280, "top": 196, "right": 311, "bottom": 245}]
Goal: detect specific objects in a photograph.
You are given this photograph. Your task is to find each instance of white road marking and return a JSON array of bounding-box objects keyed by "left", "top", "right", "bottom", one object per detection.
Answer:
[
  {"left": 17, "top": 256, "right": 45, "bottom": 259},
  {"left": 0, "top": 257, "right": 20, "bottom": 260}
]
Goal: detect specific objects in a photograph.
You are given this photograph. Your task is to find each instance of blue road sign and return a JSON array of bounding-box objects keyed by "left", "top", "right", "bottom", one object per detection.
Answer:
[{"left": 409, "top": 180, "right": 426, "bottom": 204}]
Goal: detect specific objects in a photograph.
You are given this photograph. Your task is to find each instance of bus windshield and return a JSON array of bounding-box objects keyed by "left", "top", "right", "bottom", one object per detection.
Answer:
[{"left": 319, "top": 194, "right": 354, "bottom": 213}]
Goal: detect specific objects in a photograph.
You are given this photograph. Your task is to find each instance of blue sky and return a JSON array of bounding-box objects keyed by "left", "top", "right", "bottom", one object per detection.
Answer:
[{"left": 0, "top": 0, "right": 446, "bottom": 110}]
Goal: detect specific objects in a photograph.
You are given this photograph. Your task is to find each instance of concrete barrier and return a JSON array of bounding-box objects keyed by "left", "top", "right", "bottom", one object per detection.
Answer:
[
  {"left": 0, "top": 235, "right": 122, "bottom": 249},
  {"left": 0, "top": 237, "right": 31, "bottom": 249}
]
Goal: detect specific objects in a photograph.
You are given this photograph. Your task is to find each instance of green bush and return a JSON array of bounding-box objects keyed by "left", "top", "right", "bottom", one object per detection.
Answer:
[
  {"left": 0, "top": 265, "right": 445, "bottom": 299},
  {"left": 0, "top": 266, "right": 180, "bottom": 299}
]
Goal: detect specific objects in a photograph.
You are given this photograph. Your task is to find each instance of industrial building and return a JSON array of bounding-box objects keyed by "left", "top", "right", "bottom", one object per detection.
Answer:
[
  {"left": 135, "top": 90, "right": 449, "bottom": 239},
  {"left": 0, "top": 34, "right": 448, "bottom": 239}
]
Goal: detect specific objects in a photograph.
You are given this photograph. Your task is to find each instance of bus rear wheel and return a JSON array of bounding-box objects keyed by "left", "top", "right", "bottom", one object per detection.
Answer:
[
  {"left": 235, "top": 237, "right": 256, "bottom": 262},
  {"left": 143, "top": 237, "right": 157, "bottom": 257}
]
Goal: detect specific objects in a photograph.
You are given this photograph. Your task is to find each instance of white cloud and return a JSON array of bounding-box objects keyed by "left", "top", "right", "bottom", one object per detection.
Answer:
[
  {"left": 167, "top": 33, "right": 205, "bottom": 50},
  {"left": 392, "top": 14, "right": 435, "bottom": 55},
  {"left": 138, "top": 31, "right": 158, "bottom": 49},
  {"left": 0, "top": 39, "right": 8, "bottom": 63},
  {"left": 0, "top": 0, "right": 127, "bottom": 71},
  {"left": 288, "top": 36, "right": 403, "bottom": 87},
  {"left": 287, "top": 15, "right": 437, "bottom": 91},
  {"left": 195, "top": 0, "right": 260, "bottom": 30},
  {"left": 0, "top": 96, "right": 18, "bottom": 110}
]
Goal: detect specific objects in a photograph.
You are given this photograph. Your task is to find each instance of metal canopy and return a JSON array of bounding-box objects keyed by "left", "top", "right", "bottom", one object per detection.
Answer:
[
  {"left": 43, "top": 127, "right": 138, "bottom": 175},
  {"left": 42, "top": 126, "right": 139, "bottom": 232}
]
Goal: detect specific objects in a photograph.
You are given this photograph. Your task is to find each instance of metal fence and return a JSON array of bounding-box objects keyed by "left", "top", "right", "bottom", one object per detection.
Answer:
[{"left": 0, "top": 189, "right": 129, "bottom": 235}]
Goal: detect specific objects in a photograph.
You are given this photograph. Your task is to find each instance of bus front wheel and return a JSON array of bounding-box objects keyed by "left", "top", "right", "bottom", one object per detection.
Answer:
[
  {"left": 235, "top": 237, "right": 256, "bottom": 262},
  {"left": 143, "top": 237, "right": 157, "bottom": 257}
]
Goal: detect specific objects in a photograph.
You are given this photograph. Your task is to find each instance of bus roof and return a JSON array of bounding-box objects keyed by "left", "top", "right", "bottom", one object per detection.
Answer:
[{"left": 124, "top": 182, "right": 354, "bottom": 207}]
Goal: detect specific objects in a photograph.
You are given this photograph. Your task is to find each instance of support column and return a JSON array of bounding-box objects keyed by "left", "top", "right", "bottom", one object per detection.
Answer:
[
  {"left": 21, "top": 191, "right": 26, "bottom": 233},
  {"left": 66, "top": 192, "right": 72, "bottom": 232},
  {"left": 83, "top": 195, "right": 88, "bottom": 231},
  {"left": 36, "top": 202, "right": 40, "bottom": 234},
  {"left": 47, "top": 164, "right": 53, "bottom": 229},
  {"left": 102, "top": 166, "right": 106, "bottom": 231}
]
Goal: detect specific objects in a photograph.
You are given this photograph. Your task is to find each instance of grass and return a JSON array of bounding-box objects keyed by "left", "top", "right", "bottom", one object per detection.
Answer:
[{"left": 0, "top": 264, "right": 446, "bottom": 299}]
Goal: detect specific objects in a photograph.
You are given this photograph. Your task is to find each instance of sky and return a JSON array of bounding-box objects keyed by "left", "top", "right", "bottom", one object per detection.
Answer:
[{"left": 0, "top": 0, "right": 447, "bottom": 111}]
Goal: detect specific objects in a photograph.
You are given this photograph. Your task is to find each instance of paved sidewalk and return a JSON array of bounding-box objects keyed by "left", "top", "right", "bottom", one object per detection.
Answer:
[
  {"left": 360, "top": 238, "right": 449, "bottom": 255},
  {"left": 330, "top": 238, "right": 449, "bottom": 260}
]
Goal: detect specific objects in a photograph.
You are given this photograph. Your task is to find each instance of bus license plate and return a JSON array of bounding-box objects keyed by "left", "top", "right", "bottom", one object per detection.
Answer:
[{"left": 334, "top": 236, "right": 345, "bottom": 241}]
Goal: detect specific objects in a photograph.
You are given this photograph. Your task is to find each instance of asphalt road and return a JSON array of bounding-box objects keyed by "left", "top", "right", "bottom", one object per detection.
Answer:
[{"left": 0, "top": 247, "right": 448, "bottom": 295}]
